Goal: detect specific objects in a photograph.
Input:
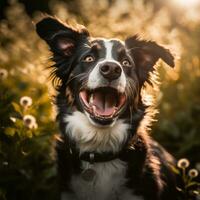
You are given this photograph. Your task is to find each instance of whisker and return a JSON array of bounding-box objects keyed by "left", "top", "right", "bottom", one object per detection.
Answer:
[
  {"left": 66, "top": 73, "right": 87, "bottom": 85},
  {"left": 82, "top": 43, "right": 91, "bottom": 48}
]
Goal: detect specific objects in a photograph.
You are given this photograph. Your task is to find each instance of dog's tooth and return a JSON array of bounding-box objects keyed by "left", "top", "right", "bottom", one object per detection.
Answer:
[
  {"left": 111, "top": 107, "right": 117, "bottom": 117},
  {"left": 92, "top": 105, "right": 96, "bottom": 113},
  {"left": 92, "top": 105, "right": 101, "bottom": 117},
  {"left": 89, "top": 94, "right": 94, "bottom": 104}
]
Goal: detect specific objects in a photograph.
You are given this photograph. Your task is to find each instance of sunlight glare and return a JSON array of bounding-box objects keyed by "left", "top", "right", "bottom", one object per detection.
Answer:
[{"left": 173, "top": 0, "right": 200, "bottom": 8}]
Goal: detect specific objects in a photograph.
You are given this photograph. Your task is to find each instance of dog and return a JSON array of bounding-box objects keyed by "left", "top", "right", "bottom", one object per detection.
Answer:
[{"left": 36, "top": 17, "right": 179, "bottom": 200}]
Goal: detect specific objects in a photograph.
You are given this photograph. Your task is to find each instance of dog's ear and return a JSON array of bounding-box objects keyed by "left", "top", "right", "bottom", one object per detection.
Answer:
[
  {"left": 125, "top": 35, "right": 174, "bottom": 85},
  {"left": 36, "top": 17, "right": 89, "bottom": 57}
]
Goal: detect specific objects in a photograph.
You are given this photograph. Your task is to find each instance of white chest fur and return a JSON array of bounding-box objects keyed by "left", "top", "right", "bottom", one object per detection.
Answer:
[
  {"left": 71, "top": 159, "right": 127, "bottom": 200},
  {"left": 64, "top": 111, "right": 129, "bottom": 153},
  {"left": 62, "top": 159, "right": 143, "bottom": 200},
  {"left": 63, "top": 111, "right": 143, "bottom": 200}
]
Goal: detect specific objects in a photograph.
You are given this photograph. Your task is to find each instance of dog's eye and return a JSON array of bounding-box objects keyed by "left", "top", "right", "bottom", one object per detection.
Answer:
[
  {"left": 122, "top": 59, "right": 131, "bottom": 67},
  {"left": 83, "top": 55, "right": 95, "bottom": 62}
]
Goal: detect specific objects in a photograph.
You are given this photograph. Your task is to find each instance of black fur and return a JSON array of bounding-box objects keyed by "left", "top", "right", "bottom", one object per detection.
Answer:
[{"left": 36, "top": 17, "right": 180, "bottom": 200}]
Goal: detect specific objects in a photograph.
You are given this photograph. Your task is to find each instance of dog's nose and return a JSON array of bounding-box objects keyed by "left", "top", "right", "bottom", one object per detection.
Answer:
[{"left": 100, "top": 62, "right": 122, "bottom": 81}]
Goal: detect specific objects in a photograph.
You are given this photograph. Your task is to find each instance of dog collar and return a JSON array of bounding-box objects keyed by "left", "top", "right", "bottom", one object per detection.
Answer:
[
  {"left": 79, "top": 151, "right": 126, "bottom": 163},
  {"left": 66, "top": 133, "right": 144, "bottom": 164},
  {"left": 69, "top": 144, "right": 138, "bottom": 164}
]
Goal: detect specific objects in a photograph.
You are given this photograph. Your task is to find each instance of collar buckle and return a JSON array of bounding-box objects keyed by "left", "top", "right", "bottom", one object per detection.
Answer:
[{"left": 89, "top": 153, "right": 95, "bottom": 164}]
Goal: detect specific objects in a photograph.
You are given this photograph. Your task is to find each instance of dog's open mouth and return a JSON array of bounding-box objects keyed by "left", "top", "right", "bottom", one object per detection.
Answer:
[{"left": 79, "top": 87, "right": 126, "bottom": 124}]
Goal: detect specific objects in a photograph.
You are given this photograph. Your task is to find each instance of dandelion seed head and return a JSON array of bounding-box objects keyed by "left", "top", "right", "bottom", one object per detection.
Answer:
[
  {"left": 177, "top": 158, "right": 190, "bottom": 168},
  {"left": 20, "top": 96, "right": 32, "bottom": 107},
  {"left": 0, "top": 68, "right": 8, "bottom": 80},
  {"left": 188, "top": 169, "right": 198, "bottom": 178},
  {"left": 23, "top": 115, "right": 36, "bottom": 128}
]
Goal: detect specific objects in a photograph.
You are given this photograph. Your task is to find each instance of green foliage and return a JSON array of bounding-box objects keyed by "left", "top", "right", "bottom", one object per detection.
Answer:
[
  {"left": 153, "top": 29, "right": 200, "bottom": 164},
  {"left": 0, "top": 1, "right": 58, "bottom": 200},
  {"left": 0, "top": 0, "right": 199, "bottom": 199}
]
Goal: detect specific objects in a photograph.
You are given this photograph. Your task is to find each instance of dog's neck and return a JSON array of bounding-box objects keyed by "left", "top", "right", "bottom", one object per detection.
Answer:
[
  {"left": 64, "top": 111, "right": 130, "bottom": 154},
  {"left": 62, "top": 110, "right": 148, "bottom": 164}
]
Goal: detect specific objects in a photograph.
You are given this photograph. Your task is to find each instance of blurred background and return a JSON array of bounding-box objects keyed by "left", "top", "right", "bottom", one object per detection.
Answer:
[{"left": 0, "top": 0, "right": 200, "bottom": 199}]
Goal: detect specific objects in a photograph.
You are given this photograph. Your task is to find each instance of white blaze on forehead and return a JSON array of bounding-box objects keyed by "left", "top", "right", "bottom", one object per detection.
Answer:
[
  {"left": 87, "top": 39, "right": 126, "bottom": 93},
  {"left": 103, "top": 40, "right": 114, "bottom": 60}
]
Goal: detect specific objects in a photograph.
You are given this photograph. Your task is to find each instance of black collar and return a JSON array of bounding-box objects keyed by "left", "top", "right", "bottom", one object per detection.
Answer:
[
  {"left": 67, "top": 134, "right": 144, "bottom": 164},
  {"left": 79, "top": 150, "right": 129, "bottom": 163}
]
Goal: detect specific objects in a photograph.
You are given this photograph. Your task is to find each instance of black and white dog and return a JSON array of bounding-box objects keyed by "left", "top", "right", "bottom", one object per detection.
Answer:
[{"left": 36, "top": 17, "right": 179, "bottom": 200}]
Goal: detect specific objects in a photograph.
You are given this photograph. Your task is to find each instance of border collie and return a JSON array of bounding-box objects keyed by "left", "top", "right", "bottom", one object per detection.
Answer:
[{"left": 36, "top": 17, "right": 179, "bottom": 200}]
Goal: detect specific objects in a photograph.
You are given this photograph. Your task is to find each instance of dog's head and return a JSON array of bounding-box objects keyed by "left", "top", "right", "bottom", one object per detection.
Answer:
[{"left": 36, "top": 17, "right": 174, "bottom": 127}]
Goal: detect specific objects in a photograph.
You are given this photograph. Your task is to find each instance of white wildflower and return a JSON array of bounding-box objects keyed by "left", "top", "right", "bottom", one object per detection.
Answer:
[
  {"left": 23, "top": 115, "right": 36, "bottom": 129},
  {"left": 20, "top": 96, "right": 32, "bottom": 107},
  {"left": 188, "top": 169, "right": 198, "bottom": 178},
  {"left": 0, "top": 68, "right": 8, "bottom": 80},
  {"left": 177, "top": 158, "right": 190, "bottom": 169}
]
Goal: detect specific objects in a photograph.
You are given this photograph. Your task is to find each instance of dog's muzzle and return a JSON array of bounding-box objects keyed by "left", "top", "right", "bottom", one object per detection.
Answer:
[{"left": 79, "top": 60, "right": 127, "bottom": 126}]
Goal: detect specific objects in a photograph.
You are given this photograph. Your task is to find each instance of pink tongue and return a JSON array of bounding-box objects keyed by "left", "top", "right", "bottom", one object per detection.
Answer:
[{"left": 92, "top": 91, "right": 117, "bottom": 116}]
